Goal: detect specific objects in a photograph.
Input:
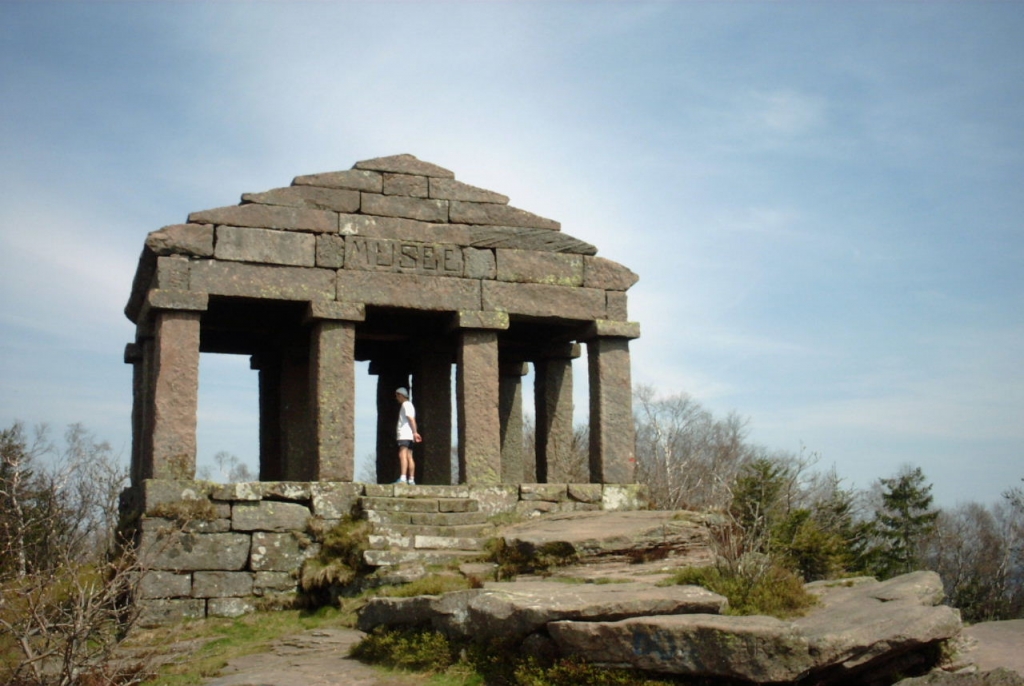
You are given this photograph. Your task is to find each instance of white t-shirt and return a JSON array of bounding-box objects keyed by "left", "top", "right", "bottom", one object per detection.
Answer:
[{"left": 397, "top": 399, "right": 416, "bottom": 440}]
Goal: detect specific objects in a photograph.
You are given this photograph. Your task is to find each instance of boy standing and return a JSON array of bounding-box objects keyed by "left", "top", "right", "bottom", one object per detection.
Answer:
[{"left": 395, "top": 387, "right": 421, "bottom": 484}]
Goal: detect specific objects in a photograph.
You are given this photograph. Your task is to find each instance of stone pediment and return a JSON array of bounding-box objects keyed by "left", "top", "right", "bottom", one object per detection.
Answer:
[{"left": 126, "top": 154, "right": 638, "bottom": 324}]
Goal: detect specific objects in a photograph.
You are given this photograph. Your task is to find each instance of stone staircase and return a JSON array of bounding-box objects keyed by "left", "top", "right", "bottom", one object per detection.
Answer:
[{"left": 358, "top": 484, "right": 496, "bottom": 569}]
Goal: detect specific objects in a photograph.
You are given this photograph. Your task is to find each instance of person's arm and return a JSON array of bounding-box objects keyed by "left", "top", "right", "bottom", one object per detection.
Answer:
[{"left": 409, "top": 411, "right": 421, "bottom": 442}]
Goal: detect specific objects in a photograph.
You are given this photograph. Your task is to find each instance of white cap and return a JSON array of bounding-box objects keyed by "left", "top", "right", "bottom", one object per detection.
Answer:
[{"left": 395, "top": 387, "right": 409, "bottom": 398}]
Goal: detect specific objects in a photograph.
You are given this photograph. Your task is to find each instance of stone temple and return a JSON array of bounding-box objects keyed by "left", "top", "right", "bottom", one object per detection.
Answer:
[{"left": 124, "top": 154, "right": 640, "bottom": 488}]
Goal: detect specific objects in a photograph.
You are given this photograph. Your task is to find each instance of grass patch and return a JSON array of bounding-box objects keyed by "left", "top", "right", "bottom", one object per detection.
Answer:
[
  {"left": 132, "top": 606, "right": 356, "bottom": 686},
  {"left": 376, "top": 573, "right": 475, "bottom": 598},
  {"left": 664, "top": 563, "right": 818, "bottom": 619}
]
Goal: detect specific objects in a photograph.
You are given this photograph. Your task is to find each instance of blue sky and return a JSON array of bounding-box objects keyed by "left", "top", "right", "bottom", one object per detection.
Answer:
[{"left": 1, "top": 1, "right": 1021, "bottom": 506}]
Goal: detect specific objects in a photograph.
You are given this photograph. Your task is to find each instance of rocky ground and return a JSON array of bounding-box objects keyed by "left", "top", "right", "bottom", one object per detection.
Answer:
[{"left": 187, "top": 511, "right": 1023, "bottom": 686}]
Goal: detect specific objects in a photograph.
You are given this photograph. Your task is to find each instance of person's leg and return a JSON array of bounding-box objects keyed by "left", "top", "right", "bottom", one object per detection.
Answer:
[
  {"left": 398, "top": 445, "right": 411, "bottom": 481},
  {"left": 406, "top": 451, "right": 416, "bottom": 484}
]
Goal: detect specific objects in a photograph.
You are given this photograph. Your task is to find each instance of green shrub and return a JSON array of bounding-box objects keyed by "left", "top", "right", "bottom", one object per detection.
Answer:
[
  {"left": 376, "top": 573, "right": 472, "bottom": 598},
  {"left": 349, "top": 627, "right": 456, "bottom": 672},
  {"left": 299, "top": 517, "right": 371, "bottom": 598},
  {"left": 667, "top": 562, "right": 817, "bottom": 619}
]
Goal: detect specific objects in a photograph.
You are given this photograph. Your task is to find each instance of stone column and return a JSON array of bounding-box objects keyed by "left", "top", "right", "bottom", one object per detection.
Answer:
[
  {"left": 124, "top": 342, "right": 143, "bottom": 485},
  {"left": 499, "top": 361, "right": 528, "bottom": 484},
  {"left": 584, "top": 321, "right": 641, "bottom": 484},
  {"left": 453, "top": 311, "right": 508, "bottom": 485},
  {"left": 306, "top": 301, "right": 363, "bottom": 482},
  {"left": 534, "top": 344, "right": 580, "bottom": 483},
  {"left": 373, "top": 363, "right": 410, "bottom": 484},
  {"left": 253, "top": 354, "right": 283, "bottom": 481},
  {"left": 309, "top": 321, "right": 357, "bottom": 481},
  {"left": 414, "top": 350, "right": 453, "bottom": 485},
  {"left": 145, "top": 310, "right": 202, "bottom": 480},
  {"left": 279, "top": 348, "right": 313, "bottom": 481}
]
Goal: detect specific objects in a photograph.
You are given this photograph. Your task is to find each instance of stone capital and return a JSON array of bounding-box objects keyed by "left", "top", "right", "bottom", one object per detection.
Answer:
[
  {"left": 537, "top": 343, "right": 582, "bottom": 360},
  {"left": 304, "top": 299, "right": 366, "bottom": 323},
  {"left": 580, "top": 320, "right": 641, "bottom": 341},
  {"left": 139, "top": 289, "right": 209, "bottom": 323},
  {"left": 450, "top": 310, "right": 510, "bottom": 331}
]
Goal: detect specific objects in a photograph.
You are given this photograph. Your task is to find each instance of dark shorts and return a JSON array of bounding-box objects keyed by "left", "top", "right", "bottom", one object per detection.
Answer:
[{"left": 397, "top": 439, "right": 415, "bottom": 449}]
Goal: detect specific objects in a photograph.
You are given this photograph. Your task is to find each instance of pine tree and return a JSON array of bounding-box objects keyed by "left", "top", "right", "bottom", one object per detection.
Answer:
[{"left": 867, "top": 465, "right": 939, "bottom": 578}]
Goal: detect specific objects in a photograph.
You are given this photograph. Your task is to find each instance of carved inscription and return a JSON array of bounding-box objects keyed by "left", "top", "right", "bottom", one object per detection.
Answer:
[{"left": 344, "top": 236, "right": 464, "bottom": 276}]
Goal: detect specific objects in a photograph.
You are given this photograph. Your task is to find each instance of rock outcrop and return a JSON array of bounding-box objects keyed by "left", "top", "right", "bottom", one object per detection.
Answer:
[{"left": 357, "top": 570, "right": 963, "bottom": 685}]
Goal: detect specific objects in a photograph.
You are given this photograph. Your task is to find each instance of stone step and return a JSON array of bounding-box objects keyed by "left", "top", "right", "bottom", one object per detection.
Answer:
[
  {"left": 359, "top": 496, "right": 479, "bottom": 514},
  {"left": 365, "top": 509, "right": 490, "bottom": 527},
  {"left": 364, "top": 549, "right": 482, "bottom": 567},
  {"left": 366, "top": 484, "right": 472, "bottom": 499},
  {"left": 367, "top": 533, "right": 489, "bottom": 552},
  {"left": 373, "top": 522, "right": 495, "bottom": 539}
]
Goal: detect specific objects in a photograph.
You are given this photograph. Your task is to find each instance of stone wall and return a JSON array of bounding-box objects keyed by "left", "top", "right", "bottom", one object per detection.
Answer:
[{"left": 125, "top": 480, "right": 648, "bottom": 625}]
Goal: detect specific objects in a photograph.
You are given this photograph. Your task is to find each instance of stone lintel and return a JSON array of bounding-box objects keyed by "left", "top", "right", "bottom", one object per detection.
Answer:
[
  {"left": 305, "top": 299, "right": 366, "bottom": 323},
  {"left": 155, "top": 255, "right": 190, "bottom": 290},
  {"left": 188, "top": 204, "right": 338, "bottom": 234},
  {"left": 606, "top": 291, "right": 629, "bottom": 322},
  {"left": 354, "top": 154, "right": 455, "bottom": 178},
  {"left": 190, "top": 260, "right": 335, "bottom": 302},
  {"left": 482, "top": 281, "right": 606, "bottom": 321},
  {"left": 451, "top": 310, "right": 509, "bottom": 331},
  {"left": 292, "top": 169, "right": 383, "bottom": 192},
  {"left": 336, "top": 270, "right": 481, "bottom": 311},
  {"left": 537, "top": 342, "right": 582, "bottom": 360},
  {"left": 581, "top": 320, "right": 641, "bottom": 340}
]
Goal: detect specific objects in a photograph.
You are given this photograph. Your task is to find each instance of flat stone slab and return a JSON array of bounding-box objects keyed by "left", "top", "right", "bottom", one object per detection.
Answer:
[
  {"left": 548, "top": 571, "right": 963, "bottom": 684},
  {"left": 357, "top": 580, "right": 727, "bottom": 643},
  {"left": 497, "top": 510, "right": 714, "bottom": 565}
]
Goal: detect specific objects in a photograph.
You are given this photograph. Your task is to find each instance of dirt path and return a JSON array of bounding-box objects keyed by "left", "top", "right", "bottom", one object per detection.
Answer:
[{"left": 200, "top": 628, "right": 431, "bottom": 686}]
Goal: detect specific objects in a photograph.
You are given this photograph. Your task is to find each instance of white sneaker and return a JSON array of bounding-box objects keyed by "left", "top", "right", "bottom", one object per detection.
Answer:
[{"left": 407, "top": 478, "right": 416, "bottom": 486}]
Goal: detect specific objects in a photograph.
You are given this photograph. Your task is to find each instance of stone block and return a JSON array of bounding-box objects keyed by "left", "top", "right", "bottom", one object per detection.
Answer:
[
  {"left": 361, "top": 193, "right": 449, "bottom": 223},
  {"left": 337, "top": 213, "right": 471, "bottom": 243},
  {"left": 583, "top": 256, "right": 640, "bottom": 291},
  {"left": 437, "top": 498, "right": 479, "bottom": 513},
  {"left": 316, "top": 234, "right": 346, "bottom": 268},
  {"left": 214, "top": 226, "right": 316, "bottom": 267},
  {"left": 463, "top": 247, "right": 496, "bottom": 279},
  {"left": 520, "top": 483, "right": 568, "bottom": 502},
  {"left": 354, "top": 154, "right": 454, "bottom": 178},
  {"left": 293, "top": 169, "right": 383, "bottom": 192},
  {"left": 568, "top": 483, "right": 603, "bottom": 504},
  {"left": 449, "top": 201, "right": 560, "bottom": 230},
  {"left": 250, "top": 531, "right": 319, "bottom": 572},
  {"left": 141, "top": 480, "right": 214, "bottom": 512},
  {"left": 360, "top": 497, "right": 438, "bottom": 513},
  {"left": 140, "top": 530, "right": 251, "bottom": 571},
  {"left": 154, "top": 255, "right": 190, "bottom": 290},
  {"left": 464, "top": 226, "right": 596, "bottom": 255},
  {"left": 242, "top": 186, "right": 360, "bottom": 213},
  {"left": 583, "top": 320, "right": 641, "bottom": 340},
  {"left": 482, "top": 281, "right": 605, "bottom": 320},
  {"left": 138, "top": 571, "right": 192, "bottom": 599},
  {"left": 516, "top": 500, "right": 558, "bottom": 516},
  {"left": 140, "top": 516, "right": 232, "bottom": 534},
  {"left": 137, "top": 598, "right": 206, "bottom": 628},
  {"left": 306, "top": 299, "right": 365, "bottom": 322},
  {"left": 190, "top": 260, "right": 335, "bottom": 301},
  {"left": 467, "top": 485, "right": 519, "bottom": 517},
  {"left": 383, "top": 173, "right": 428, "bottom": 197},
  {"left": 429, "top": 178, "right": 509, "bottom": 204},
  {"left": 606, "top": 291, "right": 629, "bottom": 321},
  {"left": 208, "top": 597, "right": 256, "bottom": 618},
  {"left": 363, "top": 484, "right": 395, "bottom": 498},
  {"left": 345, "top": 236, "right": 464, "bottom": 277},
  {"left": 336, "top": 270, "right": 481, "bottom": 311},
  {"left": 454, "top": 310, "right": 509, "bottom": 330},
  {"left": 192, "top": 571, "right": 254, "bottom": 598},
  {"left": 145, "top": 289, "right": 208, "bottom": 313},
  {"left": 602, "top": 484, "right": 649, "bottom": 511},
  {"left": 188, "top": 204, "right": 338, "bottom": 233},
  {"left": 254, "top": 571, "right": 297, "bottom": 595},
  {"left": 232, "top": 501, "right": 312, "bottom": 532},
  {"left": 396, "top": 484, "right": 471, "bottom": 499},
  {"left": 311, "top": 482, "right": 362, "bottom": 518},
  {"left": 210, "top": 482, "right": 262, "bottom": 501},
  {"left": 146, "top": 223, "right": 215, "bottom": 257},
  {"left": 496, "top": 249, "right": 583, "bottom": 286}
]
